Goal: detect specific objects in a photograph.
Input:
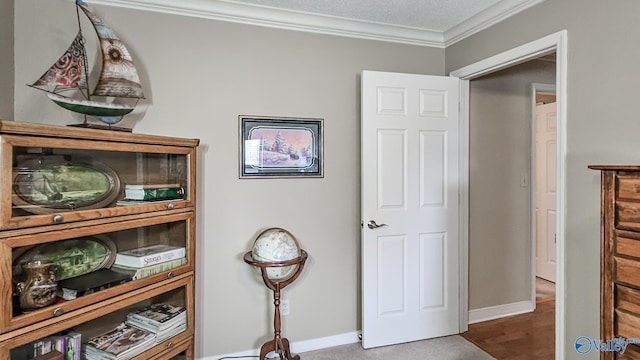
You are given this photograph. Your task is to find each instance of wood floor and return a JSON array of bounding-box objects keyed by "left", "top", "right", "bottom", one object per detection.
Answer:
[{"left": 462, "top": 299, "right": 555, "bottom": 359}]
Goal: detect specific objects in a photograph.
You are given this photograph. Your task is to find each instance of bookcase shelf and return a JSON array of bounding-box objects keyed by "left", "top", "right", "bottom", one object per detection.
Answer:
[{"left": 0, "top": 120, "right": 199, "bottom": 360}]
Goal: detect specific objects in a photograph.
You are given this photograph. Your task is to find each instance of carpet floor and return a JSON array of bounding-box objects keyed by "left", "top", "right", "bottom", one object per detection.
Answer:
[{"left": 298, "top": 335, "right": 495, "bottom": 360}]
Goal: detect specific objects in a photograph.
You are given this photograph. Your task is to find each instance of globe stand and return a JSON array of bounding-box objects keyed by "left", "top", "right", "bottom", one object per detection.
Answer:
[{"left": 244, "top": 250, "right": 308, "bottom": 360}]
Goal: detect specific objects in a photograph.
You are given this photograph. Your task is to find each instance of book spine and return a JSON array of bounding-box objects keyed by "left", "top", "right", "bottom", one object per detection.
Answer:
[
  {"left": 55, "top": 336, "right": 65, "bottom": 354},
  {"left": 63, "top": 332, "right": 81, "bottom": 360},
  {"left": 115, "top": 248, "right": 186, "bottom": 268},
  {"left": 111, "top": 257, "right": 186, "bottom": 280},
  {"left": 124, "top": 187, "right": 184, "bottom": 201},
  {"left": 34, "top": 340, "right": 43, "bottom": 356},
  {"left": 134, "top": 257, "right": 186, "bottom": 279},
  {"left": 125, "top": 183, "right": 180, "bottom": 190}
]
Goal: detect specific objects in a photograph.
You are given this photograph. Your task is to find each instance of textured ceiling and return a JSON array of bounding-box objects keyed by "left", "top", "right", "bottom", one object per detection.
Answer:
[
  {"left": 90, "top": 0, "right": 543, "bottom": 46},
  {"left": 226, "top": 0, "right": 504, "bottom": 32}
]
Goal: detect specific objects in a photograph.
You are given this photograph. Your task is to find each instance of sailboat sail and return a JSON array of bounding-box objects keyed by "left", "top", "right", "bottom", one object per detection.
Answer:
[
  {"left": 31, "top": 32, "right": 87, "bottom": 93},
  {"left": 29, "top": 0, "right": 144, "bottom": 125},
  {"left": 77, "top": 2, "right": 144, "bottom": 99}
]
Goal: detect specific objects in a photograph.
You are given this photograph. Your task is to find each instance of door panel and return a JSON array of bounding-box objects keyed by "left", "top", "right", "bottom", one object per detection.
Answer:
[
  {"left": 419, "top": 232, "right": 445, "bottom": 309},
  {"left": 378, "top": 130, "right": 406, "bottom": 208},
  {"left": 378, "top": 235, "right": 406, "bottom": 315},
  {"left": 420, "top": 131, "right": 446, "bottom": 206}
]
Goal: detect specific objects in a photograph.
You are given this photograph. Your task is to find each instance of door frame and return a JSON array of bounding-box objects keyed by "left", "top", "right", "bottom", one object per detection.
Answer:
[
  {"left": 530, "top": 82, "right": 557, "bottom": 305},
  {"left": 450, "top": 30, "right": 568, "bottom": 358}
]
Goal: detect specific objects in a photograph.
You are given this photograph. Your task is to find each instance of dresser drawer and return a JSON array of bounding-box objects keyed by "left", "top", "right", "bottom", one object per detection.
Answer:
[
  {"left": 616, "top": 257, "right": 640, "bottom": 288},
  {"left": 617, "top": 173, "right": 640, "bottom": 232},
  {"left": 617, "top": 285, "right": 640, "bottom": 315},
  {"left": 617, "top": 202, "right": 640, "bottom": 231},
  {"left": 621, "top": 344, "right": 640, "bottom": 360},
  {"left": 618, "top": 175, "right": 640, "bottom": 202},
  {"left": 616, "top": 309, "right": 640, "bottom": 339},
  {"left": 617, "top": 231, "right": 640, "bottom": 259}
]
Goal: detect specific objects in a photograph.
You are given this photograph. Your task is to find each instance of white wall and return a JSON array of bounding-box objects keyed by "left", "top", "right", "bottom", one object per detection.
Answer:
[{"left": 12, "top": 1, "right": 445, "bottom": 356}]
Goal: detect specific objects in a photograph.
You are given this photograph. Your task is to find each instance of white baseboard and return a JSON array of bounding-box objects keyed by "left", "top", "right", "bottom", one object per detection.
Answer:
[
  {"left": 289, "top": 331, "right": 360, "bottom": 354},
  {"left": 203, "top": 303, "right": 535, "bottom": 360},
  {"left": 209, "top": 331, "right": 360, "bottom": 359},
  {"left": 468, "top": 300, "right": 534, "bottom": 324}
]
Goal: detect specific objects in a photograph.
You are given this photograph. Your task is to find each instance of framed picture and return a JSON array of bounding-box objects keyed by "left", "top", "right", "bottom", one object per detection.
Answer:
[
  {"left": 239, "top": 116, "right": 323, "bottom": 178},
  {"left": 12, "top": 236, "right": 117, "bottom": 281},
  {"left": 12, "top": 157, "right": 121, "bottom": 214}
]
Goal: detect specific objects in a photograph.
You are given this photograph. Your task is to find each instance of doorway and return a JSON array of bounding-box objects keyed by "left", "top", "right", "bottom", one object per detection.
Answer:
[
  {"left": 451, "top": 30, "right": 567, "bottom": 358},
  {"left": 458, "top": 59, "right": 557, "bottom": 360}
]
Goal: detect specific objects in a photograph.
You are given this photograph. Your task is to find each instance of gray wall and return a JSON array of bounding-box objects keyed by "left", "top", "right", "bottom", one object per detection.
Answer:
[
  {"left": 11, "top": 0, "right": 635, "bottom": 357},
  {"left": 0, "top": 0, "right": 14, "bottom": 119},
  {"left": 468, "top": 59, "right": 555, "bottom": 310},
  {"left": 13, "top": 0, "right": 444, "bottom": 357},
  {"left": 448, "top": 0, "right": 640, "bottom": 358}
]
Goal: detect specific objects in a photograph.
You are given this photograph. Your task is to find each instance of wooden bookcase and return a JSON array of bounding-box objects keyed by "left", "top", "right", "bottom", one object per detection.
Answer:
[
  {"left": 0, "top": 120, "right": 199, "bottom": 360},
  {"left": 590, "top": 165, "right": 640, "bottom": 360}
]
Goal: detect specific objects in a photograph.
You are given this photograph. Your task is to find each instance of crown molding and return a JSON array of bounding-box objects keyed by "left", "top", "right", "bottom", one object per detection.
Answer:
[
  {"left": 444, "top": 0, "right": 545, "bottom": 47},
  {"left": 89, "top": 0, "right": 544, "bottom": 48}
]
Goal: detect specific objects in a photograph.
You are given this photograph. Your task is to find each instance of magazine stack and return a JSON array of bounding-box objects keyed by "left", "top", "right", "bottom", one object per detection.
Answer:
[
  {"left": 126, "top": 303, "right": 187, "bottom": 343},
  {"left": 84, "top": 323, "right": 155, "bottom": 360}
]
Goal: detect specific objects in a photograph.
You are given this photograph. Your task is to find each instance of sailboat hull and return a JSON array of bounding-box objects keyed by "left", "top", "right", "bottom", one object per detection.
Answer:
[{"left": 48, "top": 93, "right": 135, "bottom": 118}]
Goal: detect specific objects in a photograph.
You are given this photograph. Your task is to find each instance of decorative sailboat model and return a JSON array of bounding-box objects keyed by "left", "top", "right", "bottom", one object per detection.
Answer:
[{"left": 29, "top": 0, "right": 144, "bottom": 130}]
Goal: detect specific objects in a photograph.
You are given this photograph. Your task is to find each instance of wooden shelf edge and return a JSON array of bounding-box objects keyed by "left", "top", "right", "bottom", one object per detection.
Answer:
[{"left": 0, "top": 120, "right": 200, "bottom": 148}]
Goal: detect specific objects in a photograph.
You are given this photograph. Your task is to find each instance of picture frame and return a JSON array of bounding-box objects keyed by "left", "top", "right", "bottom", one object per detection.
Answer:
[
  {"left": 12, "top": 157, "right": 121, "bottom": 214},
  {"left": 12, "top": 235, "right": 117, "bottom": 281},
  {"left": 239, "top": 116, "right": 324, "bottom": 178}
]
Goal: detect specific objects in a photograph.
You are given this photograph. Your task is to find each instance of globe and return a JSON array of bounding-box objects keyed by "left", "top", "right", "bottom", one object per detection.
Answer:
[{"left": 252, "top": 228, "right": 301, "bottom": 281}]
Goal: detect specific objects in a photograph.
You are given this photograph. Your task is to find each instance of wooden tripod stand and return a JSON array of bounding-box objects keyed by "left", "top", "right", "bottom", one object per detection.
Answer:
[{"left": 244, "top": 250, "right": 308, "bottom": 360}]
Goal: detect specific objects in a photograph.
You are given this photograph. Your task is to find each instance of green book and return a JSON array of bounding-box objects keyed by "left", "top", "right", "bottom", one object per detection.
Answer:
[{"left": 124, "top": 187, "right": 184, "bottom": 201}]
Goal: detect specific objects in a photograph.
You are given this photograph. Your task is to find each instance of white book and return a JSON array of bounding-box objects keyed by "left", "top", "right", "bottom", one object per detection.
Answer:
[{"left": 114, "top": 245, "right": 186, "bottom": 268}]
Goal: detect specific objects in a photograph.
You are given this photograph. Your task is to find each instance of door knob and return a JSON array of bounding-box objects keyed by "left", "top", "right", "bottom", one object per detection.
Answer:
[{"left": 367, "top": 220, "right": 388, "bottom": 229}]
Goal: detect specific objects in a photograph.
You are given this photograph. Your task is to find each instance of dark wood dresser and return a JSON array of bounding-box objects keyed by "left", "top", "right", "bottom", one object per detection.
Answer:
[{"left": 591, "top": 166, "right": 640, "bottom": 359}]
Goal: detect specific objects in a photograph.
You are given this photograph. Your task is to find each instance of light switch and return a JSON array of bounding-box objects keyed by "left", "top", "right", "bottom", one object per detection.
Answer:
[{"left": 520, "top": 172, "right": 529, "bottom": 187}]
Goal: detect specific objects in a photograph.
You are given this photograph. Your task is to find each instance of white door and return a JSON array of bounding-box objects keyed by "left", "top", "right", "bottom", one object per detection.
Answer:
[
  {"left": 535, "top": 102, "right": 557, "bottom": 282},
  {"left": 361, "top": 70, "right": 460, "bottom": 349}
]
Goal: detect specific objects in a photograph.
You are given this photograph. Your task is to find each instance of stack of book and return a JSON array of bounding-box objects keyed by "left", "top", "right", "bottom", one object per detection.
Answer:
[
  {"left": 84, "top": 323, "right": 155, "bottom": 360},
  {"left": 10, "top": 330, "right": 81, "bottom": 359},
  {"left": 10, "top": 334, "right": 68, "bottom": 360},
  {"left": 110, "top": 257, "right": 186, "bottom": 280},
  {"left": 120, "top": 183, "right": 185, "bottom": 203},
  {"left": 126, "top": 303, "right": 187, "bottom": 343},
  {"left": 113, "top": 244, "right": 186, "bottom": 269}
]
